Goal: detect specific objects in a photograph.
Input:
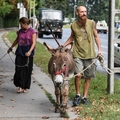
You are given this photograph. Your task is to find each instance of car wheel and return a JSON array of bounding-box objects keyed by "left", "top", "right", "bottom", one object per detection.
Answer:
[
  {"left": 58, "top": 34, "right": 62, "bottom": 39},
  {"left": 38, "top": 33, "right": 43, "bottom": 38},
  {"left": 55, "top": 34, "right": 58, "bottom": 38},
  {"left": 103, "top": 31, "right": 107, "bottom": 34}
]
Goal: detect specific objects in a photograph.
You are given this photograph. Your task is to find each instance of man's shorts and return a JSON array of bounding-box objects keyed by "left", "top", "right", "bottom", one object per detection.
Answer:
[{"left": 74, "top": 57, "right": 97, "bottom": 79}]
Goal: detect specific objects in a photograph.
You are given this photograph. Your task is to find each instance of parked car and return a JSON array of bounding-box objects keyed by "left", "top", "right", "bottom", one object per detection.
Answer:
[
  {"left": 96, "top": 20, "right": 108, "bottom": 34},
  {"left": 114, "top": 35, "right": 120, "bottom": 66}
]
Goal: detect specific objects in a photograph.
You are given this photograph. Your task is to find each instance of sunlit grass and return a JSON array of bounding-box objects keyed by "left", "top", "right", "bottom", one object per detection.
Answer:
[{"left": 63, "top": 24, "right": 71, "bottom": 28}]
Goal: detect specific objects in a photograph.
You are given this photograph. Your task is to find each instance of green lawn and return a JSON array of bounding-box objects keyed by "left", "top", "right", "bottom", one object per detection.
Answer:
[{"left": 4, "top": 30, "right": 120, "bottom": 120}]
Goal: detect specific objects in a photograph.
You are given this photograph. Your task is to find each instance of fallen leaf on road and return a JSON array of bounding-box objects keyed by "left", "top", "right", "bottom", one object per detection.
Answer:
[
  {"left": 11, "top": 79, "right": 14, "bottom": 81},
  {"left": 71, "top": 106, "right": 82, "bottom": 113},
  {"left": 0, "top": 81, "right": 3, "bottom": 85},
  {"left": 10, "top": 99, "right": 15, "bottom": 102},
  {"left": 49, "top": 108, "right": 54, "bottom": 111},
  {"left": 62, "top": 118, "right": 69, "bottom": 120},
  {"left": 4, "top": 112, "right": 7, "bottom": 114},
  {"left": 8, "top": 106, "right": 14, "bottom": 109},
  {"left": 0, "top": 94, "right": 3, "bottom": 98},
  {"left": 42, "top": 116, "right": 49, "bottom": 119}
]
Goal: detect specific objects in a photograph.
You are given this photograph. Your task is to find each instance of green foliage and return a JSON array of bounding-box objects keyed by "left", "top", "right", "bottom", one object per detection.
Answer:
[
  {"left": 0, "top": 0, "right": 118, "bottom": 29},
  {"left": 4, "top": 17, "right": 19, "bottom": 28},
  {"left": 115, "top": 0, "right": 120, "bottom": 9},
  {"left": 0, "top": 0, "right": 18, "bottom": 27},
  {"left": 0, "top": 17, "right": 3, "bottom": 28},
  {"left": 85, "top": 0, "right": 109, "bottom": 23},
  {"left": 0, "top": 0, "right": 13, "bottom": 17}
]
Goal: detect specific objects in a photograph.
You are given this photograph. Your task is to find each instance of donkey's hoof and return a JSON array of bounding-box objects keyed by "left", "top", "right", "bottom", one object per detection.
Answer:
[
  {"left": 60, "top": 111, "right": 69, "bottom": 118},
  {"left": 60, "top": 111, "right": 66, "bottom": 117},
  {"left": 55, "top": 108, "right": 60, "bottom": 113}
]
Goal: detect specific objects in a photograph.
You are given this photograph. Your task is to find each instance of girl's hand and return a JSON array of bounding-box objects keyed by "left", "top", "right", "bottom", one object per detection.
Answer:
[
  {"left": 7, "top": 47, "right": 12, "bottom": 53},
  {"left": 25, "top": 51, "right": 31, "bottom": 56}
]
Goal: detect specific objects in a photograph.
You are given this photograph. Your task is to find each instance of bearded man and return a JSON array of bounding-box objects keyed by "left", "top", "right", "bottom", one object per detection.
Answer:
[{"left": 62, "top": 6, "right": 102, "bottom": 106}]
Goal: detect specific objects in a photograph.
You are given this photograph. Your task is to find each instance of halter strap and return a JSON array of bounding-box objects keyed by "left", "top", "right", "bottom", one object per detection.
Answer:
[{"left": 55, "top": 66, "right": 67, "bottom": 76}]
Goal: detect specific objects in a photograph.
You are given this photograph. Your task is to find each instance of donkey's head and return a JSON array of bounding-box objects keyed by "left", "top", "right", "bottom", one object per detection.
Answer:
[{"left": 43, "top": 42, "right": 74, "bottom": 87}]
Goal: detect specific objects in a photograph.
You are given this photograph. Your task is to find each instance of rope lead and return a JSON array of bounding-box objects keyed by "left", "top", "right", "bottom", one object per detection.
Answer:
[
  {"left": 97, "top": 53, "right": 114, "bottom": 75},
  {"left": 66, "top": 54, "right": 114, "bottom": 80}
]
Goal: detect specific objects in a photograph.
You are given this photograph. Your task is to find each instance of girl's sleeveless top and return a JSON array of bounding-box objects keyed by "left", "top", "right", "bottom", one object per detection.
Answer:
[{"left": 15, "top": 27, "right": 37, "bottom": 57}]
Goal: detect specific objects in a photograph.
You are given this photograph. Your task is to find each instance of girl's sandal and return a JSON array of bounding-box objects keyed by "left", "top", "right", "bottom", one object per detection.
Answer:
[
  {"left": 23, "top": 89, "right": 28, "bottom": 93},
  {"left": 17, "top": 87, "right": 22, "bottom": 93}
]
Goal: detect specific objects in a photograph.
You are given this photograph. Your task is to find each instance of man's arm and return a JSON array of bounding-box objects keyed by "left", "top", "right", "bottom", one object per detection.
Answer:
[{"left": 63, "top": 27, "right": 75, "bottom": 47}]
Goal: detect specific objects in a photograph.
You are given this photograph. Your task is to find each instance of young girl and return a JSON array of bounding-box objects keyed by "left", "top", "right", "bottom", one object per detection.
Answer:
[{"left": 8, "top": 17, "right": 37, "bottom": 93}]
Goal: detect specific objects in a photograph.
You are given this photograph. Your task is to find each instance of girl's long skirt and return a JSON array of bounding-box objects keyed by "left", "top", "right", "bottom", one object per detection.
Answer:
[{"left": 14, "top": 55, "right": 33, "bottom": 89}]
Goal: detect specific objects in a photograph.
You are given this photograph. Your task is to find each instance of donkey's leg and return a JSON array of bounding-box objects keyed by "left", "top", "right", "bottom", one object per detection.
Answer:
[
  {"left": 60, "top": 81, "right": 69, "bottom": 117},
  {"left": 62, "top": 81, "right": 69, "bottom": 107},
  {"left": 54, "top": 86, "right": 60, "bottom": 113}
]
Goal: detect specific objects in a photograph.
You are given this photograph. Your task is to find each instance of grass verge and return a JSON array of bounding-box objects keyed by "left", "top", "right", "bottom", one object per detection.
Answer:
[{"left": 5, "top": 30, "right": 120, "bottom": 120}]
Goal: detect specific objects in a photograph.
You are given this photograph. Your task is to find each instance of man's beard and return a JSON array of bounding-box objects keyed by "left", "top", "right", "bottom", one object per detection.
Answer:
[{"left": 79, "top": 15, "right": 87, "bottom": 26}]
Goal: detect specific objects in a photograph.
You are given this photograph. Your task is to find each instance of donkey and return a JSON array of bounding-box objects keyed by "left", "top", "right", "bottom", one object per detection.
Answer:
[{"left": 43, "top": 42, "right": 74, "bottom": 117}]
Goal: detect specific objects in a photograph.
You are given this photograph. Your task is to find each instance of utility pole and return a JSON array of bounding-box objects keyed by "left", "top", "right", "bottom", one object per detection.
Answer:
[
  {"left": 17, "top": 2, "right": 27, "bottom": 29},
  {"left": 108, "top": 0, "right": 120, "bottom": 94},
  {"left": 74, "top": 0, "right": 77, "bottom": 19},
  {"left": 29, "top": 0, "right": 36, "bottom": 28}
]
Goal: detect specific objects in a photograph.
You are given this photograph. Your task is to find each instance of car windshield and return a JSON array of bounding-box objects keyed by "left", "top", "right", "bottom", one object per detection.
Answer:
[{"left": 42, "top": 10, "right": 62, "bottom": 20}]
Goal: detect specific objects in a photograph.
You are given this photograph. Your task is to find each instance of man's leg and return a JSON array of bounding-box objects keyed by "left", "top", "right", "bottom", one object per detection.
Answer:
[
  {"left": 75, "top": 74, "right": 81, "bottom": 95},
  {"left": 81, "top": 59, "right": 96, "bottom": 105},
  {"left": 81, "top": 78, "right": 90, "bottom": 105},
  {"left": 73, "top": 74, "right": 82, "bottom": 106},
  {"left": 83, "top": 78, "right": 90, "bottom": 98},
  {"left": 73, "top": 58, "right": 83, "bottom": 106}
]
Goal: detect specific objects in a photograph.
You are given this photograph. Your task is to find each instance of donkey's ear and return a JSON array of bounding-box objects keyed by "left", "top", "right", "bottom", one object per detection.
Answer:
[
  {"left": 66, "top": 42, "right": 73, "bottom": 50},
  {"left": 43, "top": 42, "right": 55, "bottom": 53}
]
